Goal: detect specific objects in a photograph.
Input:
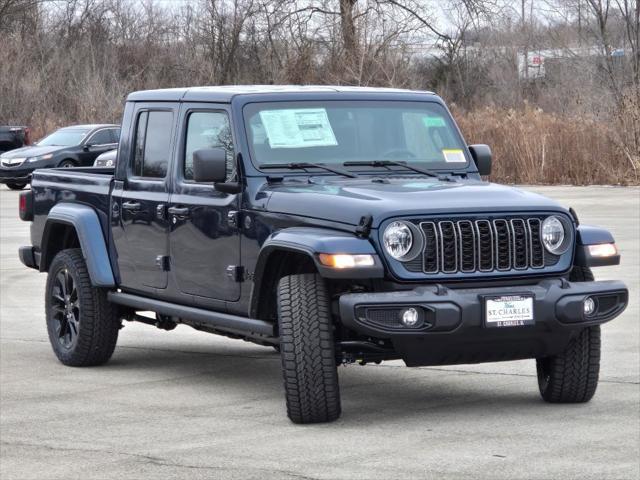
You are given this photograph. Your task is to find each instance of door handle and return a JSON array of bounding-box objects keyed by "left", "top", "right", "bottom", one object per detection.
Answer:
[
  {"left": 122, "top": 201, "right": 141, "bottom": 211},
  {"left": 168, "top": 206, "right": 190, "bottom": 218}
]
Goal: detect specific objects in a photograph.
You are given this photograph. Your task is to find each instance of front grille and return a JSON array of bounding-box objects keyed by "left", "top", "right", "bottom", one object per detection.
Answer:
[
  {"left": 1, "top": 158, "right": 26, "bottom": 167},
  {"left": 415, "top": 217, "right": 546, "bottom": 274}
]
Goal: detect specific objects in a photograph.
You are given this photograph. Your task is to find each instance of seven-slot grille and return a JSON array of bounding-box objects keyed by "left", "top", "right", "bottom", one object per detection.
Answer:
[{"left": 417, "top": 217, "right": 546, "bottom": 274}]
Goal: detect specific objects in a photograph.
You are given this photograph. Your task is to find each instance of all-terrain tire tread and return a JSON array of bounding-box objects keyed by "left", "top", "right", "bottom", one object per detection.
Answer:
[
  {"left": 45, "top": 248, "right": 119, "bottom": 366},
  {"left": 278, "top": 273, "right": 341, "bottom": 424},
  {"left": 536, "top": 266, "right": 600, "bottom": 403}
]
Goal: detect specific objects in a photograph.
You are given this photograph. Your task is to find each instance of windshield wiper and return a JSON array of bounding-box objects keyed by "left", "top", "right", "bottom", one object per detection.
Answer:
[
  {"left": 260, "top": 162, "right": 359, "bottom": 178},
  {"left": 343, "top": 160, "right": 452, "bottom": 180}
]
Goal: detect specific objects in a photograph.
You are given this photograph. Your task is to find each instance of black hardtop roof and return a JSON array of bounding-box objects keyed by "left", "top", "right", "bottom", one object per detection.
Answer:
[{"left": 126, "top": 85, "right": 437, "bottom": 103}]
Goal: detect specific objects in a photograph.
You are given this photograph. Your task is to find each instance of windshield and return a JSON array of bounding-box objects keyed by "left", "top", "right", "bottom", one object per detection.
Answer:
[
  {"left": 37, "top": 128, "right": 90, "bottom": 147},
  {"left": 243, "top": 101, "right": 469, "bottom": 171}
]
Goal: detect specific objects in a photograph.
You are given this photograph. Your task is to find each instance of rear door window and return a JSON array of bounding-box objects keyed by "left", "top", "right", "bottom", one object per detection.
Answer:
[
  {"left": 87, "top": 129, "right": 112, "bottom": 145},
  {"left": 109, "top": 128, "right": 121, "bottom": 143},
  {"left": 132, "top": 111, "right": 173, "bottom": 178}
]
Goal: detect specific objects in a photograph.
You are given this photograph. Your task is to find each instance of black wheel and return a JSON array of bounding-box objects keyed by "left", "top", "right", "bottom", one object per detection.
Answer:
[
  {"left": 277, "top": 273, "right": 341, "bottom": 424},
  {"left": 59, "top": 159, "right": 75, "bottom": 168},
  {"left": 45, "top": 249, "right": 120, "bottom": 366},
  {"left": 536, "top": 265, "right": 600, "bottom": 403},
  {"left": 6, "top": 182, "right": 26, "bottom": 190}
]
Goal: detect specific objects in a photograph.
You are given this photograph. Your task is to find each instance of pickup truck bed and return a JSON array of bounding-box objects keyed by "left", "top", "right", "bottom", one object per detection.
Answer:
[
  {"left": 29, "top": 168, "right": 114, "bottom": 252},
  {"left": 31, "top": 168, "right": 113, "bottom": 201}
]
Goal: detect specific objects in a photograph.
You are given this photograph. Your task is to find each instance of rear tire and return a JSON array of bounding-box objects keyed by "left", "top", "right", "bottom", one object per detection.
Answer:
[
  {"left": 277, "top": 273, "right": 341, "bottom": 424},
  {"left": 536, "top": 265, "right": 600, "bottom": 403},
  {"left": 45, "top": 249, "right": 120, "bottom": 366},
  {"left": 6, "top": 182, "right": 26, "bottom": 190}
]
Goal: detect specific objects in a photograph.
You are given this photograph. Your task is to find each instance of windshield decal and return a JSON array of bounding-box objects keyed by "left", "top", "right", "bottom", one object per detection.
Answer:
[
  {"left": 442, "top": 149, "right": 466, "bottom": 163},
  {"left": 422, "top": 116, "right": 447, "bottom": 128},
  {"left": 259, "top": 108, "right": 338, "bottom": 148}
]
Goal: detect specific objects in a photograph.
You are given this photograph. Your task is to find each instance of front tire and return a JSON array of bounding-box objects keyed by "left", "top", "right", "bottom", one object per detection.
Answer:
[
  {"left": 536, "top": 265, "right": 600, "bottom": 403},
  {"left": 45, "top": 249, "right": 120, "bottom": 366},
  {"left": 277, "top": 274, "right": 341, "bottom": 424},
  {"left": 59, "top": 159, "right": 76, "bottom": 168},
  {"left": 537, "top": 326, "right": 601, "bottom": 403},
  {"left": 5, "top": 182, "right": 26, "bottom": 190}
]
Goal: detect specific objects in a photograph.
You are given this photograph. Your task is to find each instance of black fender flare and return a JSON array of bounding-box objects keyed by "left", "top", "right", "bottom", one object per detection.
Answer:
[
  {"left": 249, "top": 227, "right": 384, "bottom": 318},
  {"left": 574, "top": 225, "right": 620, "bottom": 267},
  {"left": 41, "top": 203, "right": 116, "bottom": 287}
]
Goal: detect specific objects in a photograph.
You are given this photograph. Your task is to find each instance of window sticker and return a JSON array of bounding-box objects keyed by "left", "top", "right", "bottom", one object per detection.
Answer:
[
  {"left": 422, "top": 116, "right": 447, "bottom": 128},
  {"left": 259, "top": 108, "right": 338, "bottom": 148},
  {"left": 442, "top": 149, "right": 466, "bottom": 163}
]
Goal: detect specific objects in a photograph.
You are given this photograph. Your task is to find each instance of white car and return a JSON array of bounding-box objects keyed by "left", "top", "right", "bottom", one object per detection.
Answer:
[{"left": 93, "top": 149, "right": 117, "bottom": 167}]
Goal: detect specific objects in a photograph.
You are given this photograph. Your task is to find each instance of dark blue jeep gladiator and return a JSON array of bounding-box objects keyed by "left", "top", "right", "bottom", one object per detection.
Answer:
[{"left": 18, "top": 86, "right": 628, "bottom": 424}]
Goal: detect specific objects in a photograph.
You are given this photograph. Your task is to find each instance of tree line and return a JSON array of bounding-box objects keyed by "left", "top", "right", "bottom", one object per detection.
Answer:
[{"left": 0, "top": 0, "right": 638, "bottom": 184}]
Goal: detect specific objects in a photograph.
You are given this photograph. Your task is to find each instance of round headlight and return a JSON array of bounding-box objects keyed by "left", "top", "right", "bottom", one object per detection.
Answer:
[
  {"left": 383, "top": 221, "right": 413, "bottom": 259},
  {"left": 541, "top": 215, "right": 567, "bottom": 254}
]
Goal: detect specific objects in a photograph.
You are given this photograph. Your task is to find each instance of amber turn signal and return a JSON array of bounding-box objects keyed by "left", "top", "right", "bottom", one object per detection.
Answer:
[
  {"left": 318, "top": 254, "right": 375, "bottom": 269},
  {"left": 588, "top": 243, "right": 617, "bottom": 258}
]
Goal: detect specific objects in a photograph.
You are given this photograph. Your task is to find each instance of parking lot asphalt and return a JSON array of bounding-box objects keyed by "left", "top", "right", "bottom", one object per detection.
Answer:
[{"left": 0, "top": 185, "right": 638, "bottom": 480}]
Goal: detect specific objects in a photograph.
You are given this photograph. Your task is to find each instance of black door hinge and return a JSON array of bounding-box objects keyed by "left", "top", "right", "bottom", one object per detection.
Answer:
[
  {"left": 226, "top": 265, "right": 244, "bottom": 282},
  {"left": 156, "top": 255, "right": 170, "bottom": 271},
  {"left": 355, "top": 214, "right": 373, "bottom": 238}
]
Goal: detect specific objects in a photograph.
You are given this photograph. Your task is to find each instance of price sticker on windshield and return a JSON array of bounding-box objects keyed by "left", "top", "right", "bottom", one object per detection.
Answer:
[
  {"left": 442, "top": 149, "right": 466, "bottom": 163},
  {"left": 259, "top": 108, "right": 338, "bottom": 149}
]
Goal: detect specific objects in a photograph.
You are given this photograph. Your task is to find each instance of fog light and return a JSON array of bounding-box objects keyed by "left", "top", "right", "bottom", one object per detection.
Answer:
[
  {"left": 583, "top": 297, "right": 596, "bottom": 316},
  {"left": 401, "top": 307, "right": 420, "bottom": 327}
]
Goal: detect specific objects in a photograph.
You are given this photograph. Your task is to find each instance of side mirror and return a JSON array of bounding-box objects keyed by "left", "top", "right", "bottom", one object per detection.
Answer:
[
  {"left": 193, "top": 148, "right": 227, "bottom": 183},
  {"left": 468, "top": 144, "right": 492, "bottom": 176}
]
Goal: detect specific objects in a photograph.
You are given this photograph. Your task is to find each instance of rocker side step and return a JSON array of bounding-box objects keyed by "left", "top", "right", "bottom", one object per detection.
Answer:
[{"left": 108, "top": 291, "right": 276, "bottom": 339}]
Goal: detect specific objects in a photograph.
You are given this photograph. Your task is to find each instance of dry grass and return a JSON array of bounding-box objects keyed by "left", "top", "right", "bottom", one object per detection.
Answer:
[
  {"left": 22, "top": 103, "right": 640, "bottom": 186},
  {"left": 455, "top": 104, "right": 640, "bottom": 185}
]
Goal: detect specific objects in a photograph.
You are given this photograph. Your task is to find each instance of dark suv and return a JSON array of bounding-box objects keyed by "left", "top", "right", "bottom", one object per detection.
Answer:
[
  {"left": 17, "top": 86, "right": 628, "bottom": 424},
  {"left": 0, "top": 126, "right": 31, "bottom": 153},
  {"left": 0, "top": 124, "right": 119, "bottom": 189}
]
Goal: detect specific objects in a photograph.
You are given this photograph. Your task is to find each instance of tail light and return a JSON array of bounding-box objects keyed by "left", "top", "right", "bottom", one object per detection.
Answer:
[{"left": 19, "top": 191, "right": 33, "bottom": 221}]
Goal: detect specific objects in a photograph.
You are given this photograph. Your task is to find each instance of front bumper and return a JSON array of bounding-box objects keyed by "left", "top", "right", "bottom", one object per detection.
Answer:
[
  {"left": 0, "top": 166, "right": 32, "bottom": 183},
  {"left": 339, "top": 279, "right": 628, "bottom": 366}
]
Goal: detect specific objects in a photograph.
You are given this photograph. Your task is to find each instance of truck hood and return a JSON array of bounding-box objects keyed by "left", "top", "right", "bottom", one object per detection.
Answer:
[
  {"left": 0, "top": 145, "right": 63, "bottom": 159},
  {"left": 263, "top": 177, "right": 566, "bottom": 227}
]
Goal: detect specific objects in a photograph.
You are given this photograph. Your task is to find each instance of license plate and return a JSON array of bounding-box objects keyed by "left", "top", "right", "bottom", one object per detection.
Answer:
[{"left": 484, "top": 294, "right": 534, "bottom": 328}]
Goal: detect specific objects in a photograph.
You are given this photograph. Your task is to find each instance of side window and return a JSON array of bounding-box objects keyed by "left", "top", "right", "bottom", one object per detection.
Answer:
[
  {"left": 110, "top": 128, "right": 121, "bottom": 144},
  {"left": 132, "top": 111, "right": 173, "bottom": 178},
  {"left": 184, "top": 111, "right": 234, "bottom": 181},
  {"left": 87, "top": 129, "right": 112, "bottom": 145}
]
